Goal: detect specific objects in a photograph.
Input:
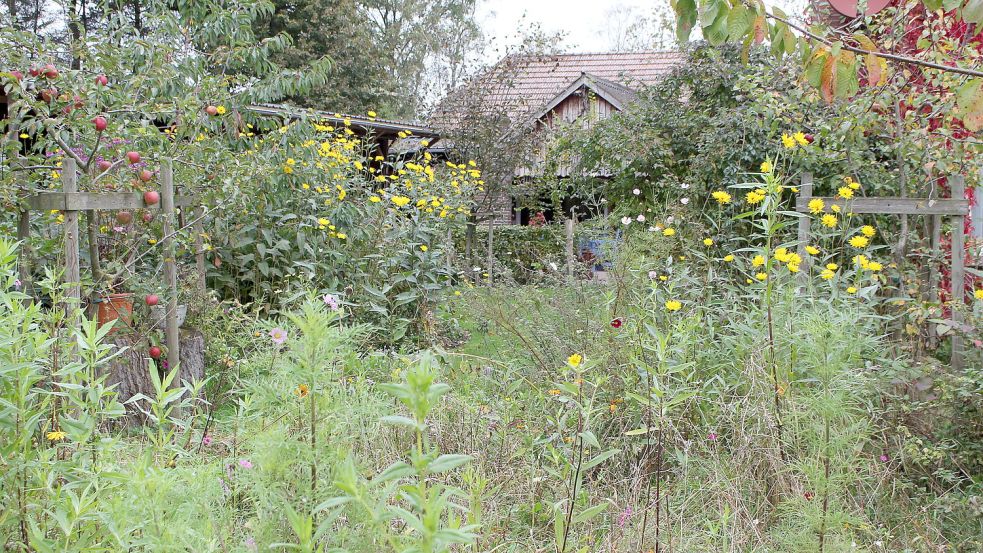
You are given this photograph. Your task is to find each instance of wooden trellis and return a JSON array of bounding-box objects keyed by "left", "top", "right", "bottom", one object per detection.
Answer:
[
  {"left": 15, "top": 158, "right": 204, "bottom": 375},
  {"left": 795, "top": 172, "right": 969, "bottom": 370}
]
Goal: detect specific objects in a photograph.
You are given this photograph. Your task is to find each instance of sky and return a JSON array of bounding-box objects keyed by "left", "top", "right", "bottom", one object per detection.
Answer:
[{"left": 475, "top": 0, "right": 807, "bottom": 58}]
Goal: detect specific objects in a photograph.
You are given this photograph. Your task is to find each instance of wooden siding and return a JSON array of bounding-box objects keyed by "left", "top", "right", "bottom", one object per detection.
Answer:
[{"left": 515, "top": 88, "right": 619, "bottom": 179}]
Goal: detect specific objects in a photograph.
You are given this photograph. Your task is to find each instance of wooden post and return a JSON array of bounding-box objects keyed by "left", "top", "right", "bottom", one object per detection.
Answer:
[
  {"left": 62, "top": 158, "right": 80, "bottom": 323},
  {"left": 950, "top": 176, "right": 966, "bottom": 371},
  {"left": 565, "top": 217, "right": 575, "bottom": 281},
  {"left": 485, "top": 218, "right": 494, "bottom": 285},
  {"left": 928, "top": 213, "right": 942, "bottom": 349},
  {"left": 86, "top": 210, "right": 102, "bottom": 287},
  {"left": 193, "top": 205, "right": 206, "bottom": 290},
  {"left": 445, "top": 226, "right": 454, "bottom": 275},
  {"left": 161, "top": 160, "right": 180, "bottom": 376},
  {"left": 796, "top": 173, "right": 813, "bottom": 272},
  {"left": 17, "top": 210, "right": 32, "bottom": 302}
]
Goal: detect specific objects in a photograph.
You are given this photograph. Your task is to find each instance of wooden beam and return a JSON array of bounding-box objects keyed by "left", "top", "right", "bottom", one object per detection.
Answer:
[
  {"left": 61, "top": 159, "right": 80, "bottom": 323},
  {"left": 794, "top": 196, "right": 968, "bottom": 216},
  {"left": 161, "top": 160, "right": 181, "bottom": 384},
  {"left": 950, "top": 176, "right": 966, "bottom": 371},
  {"left": 26, "top": 192, "right": 194, "bottom": 212}
]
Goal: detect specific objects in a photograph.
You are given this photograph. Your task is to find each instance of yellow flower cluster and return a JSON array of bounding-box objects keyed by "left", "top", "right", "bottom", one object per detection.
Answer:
[
  {"left": 712, "top": 190, "right": 732, "bottom": 205},
  {"left": 774, "top": 247, "right": 802, "bottom": 273},
  {"left": 781, "top": 131, "right": 810, "bottom": 149},
  {"left": 745, "top": 188, "right": 767, "bottom": 205}
]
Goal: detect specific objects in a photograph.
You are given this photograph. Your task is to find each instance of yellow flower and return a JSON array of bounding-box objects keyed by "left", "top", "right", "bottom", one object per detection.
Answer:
[
  {"left": 781, "top": 133, "right": 796, "bottom": 148},
  {"left": 420, "top": 245, "right": 428, "bottom": 252},
  {"left": 46, "top": 430, "right": 67, "bottom": 442},
  {"left": 391, "top": 196, "right": 411, "bottom": 207},
  {"left": 301, "top": 183, "right": 310, "bottom": 190},
  {"left": 849, "top": 235, "right": 869, "bottom": 248},
  {"left": 808, "top": 198, "right": 825, "bottom": 214},
  {"left": 752, "top": 254, "right": 765, "bottom": 267},
  {"left": 703, "top": 238, "right": 713, "bottom": 246},
  {"left": 805, "top": 245, "right": 820, "bottom": 255},
  {"left": 867, "top": 261, "right": 883, "bottom": 271},
  {"left": 723, "top": 254, "right": 735, "bottom": 262},
  {"left": 820, "top": 268, "right": 835, "bottom": 280},
  {"left": 974, "top": 289, "right": 983, "bottom": 300},
  {"left": 711, "top": 190, "right": 732, "bottom": 204},
  {"left": 283, "top": 165, "right": 293, "bottom": 174},
  {"left": 662, "top": 228, "right": 675, "bottom": 236},
  {"left": 548, "top": 388, "right": 561, "bottom": 396},
  {"left": 658, "top": 275, "right": 668, "bottom": 281},
  {"left": 861, "top": 225, "right": 876, "bottom": 238},
  {"left": 745, "top": 189, "right": 766, "bottom": 204},
  {"left": 826, "top": 263, "right": 839, "bottom": 270},
  {"left": 216, "top": 106, "right": 227, "bottom": 115},
  {"left": 853, "top": 255, "right": 870, "bottom": 269},
  {"left": 787, "top": 262, "right": 800, "bottom": 273},
  {"left": 755, "top": 272, "right": 768, "bottom": 280},
  {"left": 370, "top": 196, "right": 381, "bottom": 203},
  {"left": 367, "top": 110, "right": 377, "bottom": 117},
  {"left": 454, "top": 290, "right": 462, "bottom": 296},
  {"left": 837, "top": 186, "right": 854, "bottom": 199},
  {"left": 760, "top": 160, "right": 773, "bottom": 173},
  {"left": 847, "top": 286, "right": 858, "bottom": 294},
  {"left": 336, "top": 233, "right": 347, "bottom": 240},
  {"left": 665, "top": 300, "right": 682, "bottom": 312},
  {"left": 296, "top": 384, "right": 309, "bottom": 398},
  {"left": 821, "top": 214, "right": 837, "bottom": 228},
  {"left": 567, "top": 353, "right": 583, "bottom": 368},
  {"left": 793, "top": 131, "right": 809, "bottom": 146}
]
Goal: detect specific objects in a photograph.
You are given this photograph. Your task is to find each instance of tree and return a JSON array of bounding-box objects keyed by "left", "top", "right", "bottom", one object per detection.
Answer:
[{"left": 253, "top": 0, "right": 390, "bottom": 113}]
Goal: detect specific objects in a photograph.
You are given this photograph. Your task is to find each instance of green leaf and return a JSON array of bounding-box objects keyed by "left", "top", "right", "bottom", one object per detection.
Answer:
[
  {"left": 581, "top": 448, "right": 620, "bottom": 471},
  {"left": 672, "top": 0, "right": 698, "bottom": 42},
  {"left": 427, "top": 453, "right": 472, "bottom": 473},
  {"left": 964, "top": 0, "right": 983, "bottom": 24},
  {"left": 572, "top": 503, "right": 609, "bottom": 525}
]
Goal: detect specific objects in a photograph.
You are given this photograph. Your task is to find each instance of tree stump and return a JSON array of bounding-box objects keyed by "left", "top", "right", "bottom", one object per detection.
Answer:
[{"left": 103, "top": 328, "right": 205, "bottom": 422}]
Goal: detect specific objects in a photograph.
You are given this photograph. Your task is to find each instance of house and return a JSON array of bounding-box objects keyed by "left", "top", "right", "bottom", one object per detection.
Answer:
[{"left": 430, "top": 51, "right": 685, "bottom": 225}]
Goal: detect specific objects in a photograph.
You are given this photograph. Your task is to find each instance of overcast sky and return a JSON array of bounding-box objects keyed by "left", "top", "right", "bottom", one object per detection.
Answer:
[{"left": 476, "top": 0, "right": 807, "bottom": 58}]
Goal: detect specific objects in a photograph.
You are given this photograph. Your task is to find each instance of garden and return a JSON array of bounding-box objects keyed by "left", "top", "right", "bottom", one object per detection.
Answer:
[{"left": 1, "top": 1, "right": 983, "bottom": 552}]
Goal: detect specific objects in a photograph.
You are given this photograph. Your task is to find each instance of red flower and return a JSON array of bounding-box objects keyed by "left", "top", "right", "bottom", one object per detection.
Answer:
[
  {"left": 804, "top": 491, "right": 815, "bottom": 501},
  {"left": 611, "top": 318, "right": 622, "bottom": 328}
]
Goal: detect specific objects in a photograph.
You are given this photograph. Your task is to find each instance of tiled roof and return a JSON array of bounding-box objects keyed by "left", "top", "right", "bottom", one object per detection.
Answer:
[{"left": 431, "top": 51, "right": 684, "bottom": 127}]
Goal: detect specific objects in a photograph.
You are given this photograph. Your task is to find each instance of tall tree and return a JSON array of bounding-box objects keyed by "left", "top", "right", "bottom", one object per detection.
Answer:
[{"left": 253, "top": 0, "right": 390, "bottom": 113}]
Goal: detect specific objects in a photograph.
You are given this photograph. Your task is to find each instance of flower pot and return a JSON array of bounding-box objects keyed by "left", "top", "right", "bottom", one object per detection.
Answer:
[
  {"left": 97, "top": 293, "right": 134, "bottom": 334},
  {"left": 149, "top": 304, "right": 187, "bottom": 330}
]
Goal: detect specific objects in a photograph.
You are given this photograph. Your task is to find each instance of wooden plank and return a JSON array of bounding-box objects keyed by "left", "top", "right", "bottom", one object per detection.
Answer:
[
  {"left": 486, "top": 219, "right": 494, "bottom": 285},
  {"left": 565, "top": 218, "right": 575, "bottom": 281},
  {"left": 794, "top": 196, "right": 968, "bottom": 216},
  {"left": 62, "top": 159, "right": 80, "bottom": 322},
  {"left": 928, "top": 213, "right": 942, "bottom": 349},
  {"left": 194, "top": 205, "right": 207, "bottom": 290},
  {"left": 796, "top": 173, "right": 813, "bottom": 271},
  {"left": 86, "top": 210, "right": 102, "bottom": 287},
  {"left": 950, "top": 176, "right": 965, "bottom": 371},
  {"left": 26, "top": 192, "right": 194, "bottom": 212},
  {"left": 161, "top": 160, "right": 181, "bottom": 384}
]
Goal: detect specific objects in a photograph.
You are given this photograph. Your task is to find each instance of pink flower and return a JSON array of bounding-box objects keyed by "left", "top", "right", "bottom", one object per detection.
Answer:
[
  {"left": 13, "top": 278, "right": 21, "bottom": 289},
  {"left": 322, "top": 293, "right": 339, "bottom": 310},
  {"left": 202, "top": 435, "right": 212, "bottom": 446},
  {"left": 238, "top": 459, "right": 253, "bottom": 469},
  {"left": 879, "top": 453, "right": 889, "bottom": 463},
  {"left": 707, "top": 432, "right": 718, "bottom": 441},
  {"left": 269, "top": 327, "right": 287, "bottom": 344},
  {"left": 617, "top": 505, "right": 633, "bottom": 529}
]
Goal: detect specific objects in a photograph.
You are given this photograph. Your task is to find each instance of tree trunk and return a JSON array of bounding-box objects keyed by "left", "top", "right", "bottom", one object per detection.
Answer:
[{"left": 103, "top": 328, "right": 206, "bottom": 423}]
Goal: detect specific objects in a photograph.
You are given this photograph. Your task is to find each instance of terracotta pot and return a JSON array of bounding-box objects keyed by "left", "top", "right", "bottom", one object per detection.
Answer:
[{"left": 97, "top": 293, "right": 134, "bottom": 333}]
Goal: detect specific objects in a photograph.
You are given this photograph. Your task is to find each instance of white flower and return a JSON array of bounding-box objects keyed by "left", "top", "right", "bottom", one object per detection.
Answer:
[
  {"left": 473, "top": 266, "right": 481, "bottom": 272},
  {"left": 636, "top": 214, "right": 645, "bottom": 222},
  {"left": 666, "top": 216, "right": 674, "bottom": 224},
  {"left": 648, "top": 226, "right": 657, "bottom": 232},
  {"left": 681, "top": 197, "right": 690, "bottom": 205},
  {"left": 549, "top": 262, "right": 558, "bottom": 271},
  {"left": 632, "top": 188, "right": 641, "bottom": 195},
  {"left": 648, "top": 270, "right": 658, "bottom": 279},
  {"left": 621, "top": 216, "right": 631, "bottom": 225},
  {"left": 681, "top": 183, "right": 690, "bottom": 189},
  {"left": 601, "top": 198, "right": 608, "bottom": 203}
]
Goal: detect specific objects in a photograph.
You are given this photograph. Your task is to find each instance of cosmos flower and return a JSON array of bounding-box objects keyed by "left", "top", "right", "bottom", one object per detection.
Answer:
[{"left": 270, "top": 327, "right": 287, "bottom": 345}]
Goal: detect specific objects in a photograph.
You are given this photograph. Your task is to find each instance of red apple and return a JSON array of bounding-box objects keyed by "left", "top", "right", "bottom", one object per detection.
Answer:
[
  {"left": 28, "top": 67, "right": 41, "bottom": 77},
  {"left": 149, "top": 346, "right": 162, "bottom": 359},
  {"left": 139, "top": 169, "right": 154, "bottom": 182},
  {"left": 804, "top": 133, "right": 815, "bottom": 144},
  {"left": 141, "top": 212, "right": 154, "bottom": 223},
  {"left": 40, "top": 88, "right": 56, "bottom": 103},
  {"left": 43, "top": 64, "right": 58, "bottom": 78},
  {"left": 10, "top": 70, "right": 23, "bottom": 82},
  {"left": 126, "top": 151, "right": 141, "bottom": 164},
  {"left": 205, "top": 105, "right": 218, "bottom": 116},
  {"left": 145, "top": 294, "right": 159, "bottom": 306},
  {"left": 73, "top": 95, "right": 83, "bottom": 109},
  {"left": 95, "top": 74, "right": 108, "bottom": 86},
  {"left": 97, "top": 159, "right": 113, "bottom": 172},
  {"left": 143, "top": 190, "right": 160, "bottom": 205},
  {"left": 116, "top": 211, "right": 132, "bottom": 224},
  {"left": 93, "top": 116, "right": 107, "bottom": 132}
]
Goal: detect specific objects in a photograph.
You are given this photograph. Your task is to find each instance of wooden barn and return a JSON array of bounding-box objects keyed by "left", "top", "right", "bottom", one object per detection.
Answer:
[{"left": 431, "top": 51, "right": 685, "bottom": 225}]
